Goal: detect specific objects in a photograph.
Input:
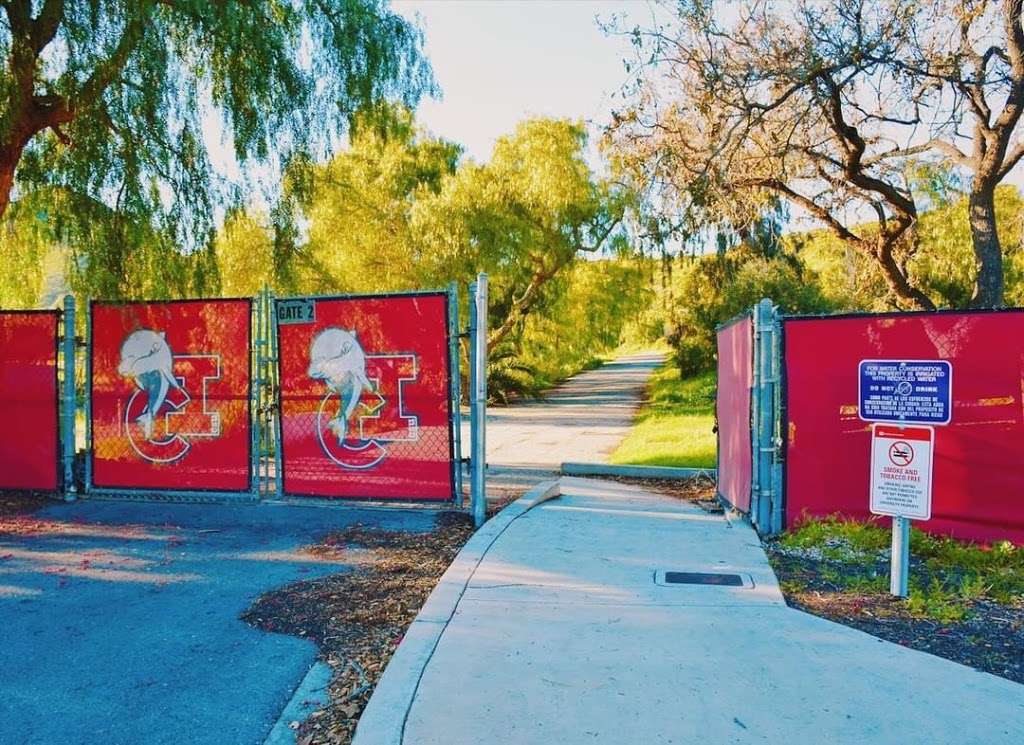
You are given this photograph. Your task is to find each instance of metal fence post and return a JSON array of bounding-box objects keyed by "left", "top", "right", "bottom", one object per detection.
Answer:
[
  {"left": 269, "top": 290, "right": 283, "bottom": 498},
  {"left": 750, "top": 306, "right": 763, "bottom": 525},
  {"left": 251, "top": 292, "right": 264, "bottom": 499},
  {"left": 448, "top": 282, "right": 464, "bottom": 506},
  {"left": 61, "top": 295, "right": 77, "bottom": 500},
  {"left": 83, "top": 302, "right": 93, "bottom": 494},
  {"left": 469, "top": 273, "right": 488, "bottom": 527},
  {"left": 753, "top": 299, "right": 779, "bottom": 534},
  {"left": 769, "top": 305, "right": 785, "bottom": 534}
]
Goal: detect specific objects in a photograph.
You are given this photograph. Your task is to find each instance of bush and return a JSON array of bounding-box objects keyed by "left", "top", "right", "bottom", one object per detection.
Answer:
[{"left": 669, "top": 333, "right": 715, "bottom": 377}]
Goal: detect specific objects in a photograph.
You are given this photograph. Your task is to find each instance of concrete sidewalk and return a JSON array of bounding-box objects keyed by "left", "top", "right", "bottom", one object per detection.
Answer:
[{"left": 356, "top": 477, "right": 1024, "bottom": 745}]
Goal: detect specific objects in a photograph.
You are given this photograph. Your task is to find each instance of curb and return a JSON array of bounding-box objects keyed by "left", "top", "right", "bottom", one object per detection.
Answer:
[
  {"left": 351, "top": 479, "right": 563, "bottom": 745},
  {"left": 561, "top": 462, "right": 717, "bottom": 480},
  {"left": 263, "top": 661, "right": 333, "bottom": 745}
]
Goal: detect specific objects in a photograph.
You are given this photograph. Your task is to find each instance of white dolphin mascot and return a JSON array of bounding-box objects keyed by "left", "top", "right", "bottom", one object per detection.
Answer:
[
  {"left": 118, "top": 329, "right": 179, "bottom": 439},
  {"left": 308, "top": 328, "right": 373, "bottom": 443}
]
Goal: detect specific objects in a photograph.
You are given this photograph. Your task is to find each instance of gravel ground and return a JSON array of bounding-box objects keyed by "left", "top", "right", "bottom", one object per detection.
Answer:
[{"left": 766, "top": 544, "right": 1024, "bottom": 684}]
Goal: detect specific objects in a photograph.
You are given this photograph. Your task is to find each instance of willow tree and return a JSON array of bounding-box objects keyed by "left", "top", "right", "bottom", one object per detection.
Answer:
[{"left": 0, "top": 0, "right": 433, "bottom": 297}]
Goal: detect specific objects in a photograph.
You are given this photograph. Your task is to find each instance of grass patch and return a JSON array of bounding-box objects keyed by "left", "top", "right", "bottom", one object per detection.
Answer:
[
  {"left": 609, "top": 364, "right": 717, "bottom": 469},
  {"left": 777, "top": 516, "right": 1024, "bottom": 621}
]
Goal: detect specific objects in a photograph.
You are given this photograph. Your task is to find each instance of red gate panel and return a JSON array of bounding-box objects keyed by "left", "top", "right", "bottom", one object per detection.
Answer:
[
  {"left": 276, "top": 294, "right": 454, "bottom": 500},
  {"left": 716, "top": 316, "right": 753, "bottom": 512},
  {"left": 784, "top": 311, "right": 1024, "bottom": 544},
  {"left": 0, "top": 311, "right": 59, "bottom": 491},
  {"left": 90, "top": 300, "right": 252, "bottom": 492}
]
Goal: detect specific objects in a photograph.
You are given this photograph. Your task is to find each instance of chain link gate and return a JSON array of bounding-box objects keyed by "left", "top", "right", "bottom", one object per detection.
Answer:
[
  {"left": 3, "top": 276, "right": 487, "bottom": 513},
  {"left": 265, "top": 289, "right": 462, "bottom": 502}
]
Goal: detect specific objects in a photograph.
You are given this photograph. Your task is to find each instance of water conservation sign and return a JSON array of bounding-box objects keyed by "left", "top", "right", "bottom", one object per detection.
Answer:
[
  {"left": 858, "top": 359, "right": 952, "bottom": 425},
  {"left": 869, "top": 424, "right": 934, "bottom": 520}
]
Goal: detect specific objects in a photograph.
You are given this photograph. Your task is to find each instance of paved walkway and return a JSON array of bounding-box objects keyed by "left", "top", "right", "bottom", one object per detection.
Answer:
[
  {"left": 465, "top": 352, "right": 664, "bottom": 492},
  {"left": 0, "top": 501, "right": 437, "bottom": 745},
  {"left": 357, "top": 478, "right": 1024, "bottom": 745}
]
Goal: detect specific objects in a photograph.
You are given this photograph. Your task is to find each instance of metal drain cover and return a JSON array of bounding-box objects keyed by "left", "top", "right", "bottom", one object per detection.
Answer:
[
  {"left": 654, "top": 570, "right": 754, "bottom": 588},
  {"left": 665, "top": 571, "right": 743, "bottom": 586}
]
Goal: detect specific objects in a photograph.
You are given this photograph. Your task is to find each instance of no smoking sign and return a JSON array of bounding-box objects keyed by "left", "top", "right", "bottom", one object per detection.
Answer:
[
  {"left": 888, "top": 441, "right": 914, "bottom": 467},
  {"left": 870, "top": 424, "right": 934, "bottom": 520}
]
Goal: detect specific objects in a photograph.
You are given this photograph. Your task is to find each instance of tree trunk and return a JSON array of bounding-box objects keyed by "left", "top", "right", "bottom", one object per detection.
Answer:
[
  {"left": 968, "top": 184, "right": 1005, "bottom": 308},
  {"left": 873, "top": 234, "right": 936, "bottom": 311}
]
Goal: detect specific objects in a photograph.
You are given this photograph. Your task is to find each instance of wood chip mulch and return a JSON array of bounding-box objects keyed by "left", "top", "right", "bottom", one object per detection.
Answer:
[
  {"left": 0, "top": 492, "right": 51, "bottom": 519},
  {"left": 766, "top": 547, "right": 1024, "bottom": 684},
  {"left": 241, "top": 510, "right": 479, "bottom": 745}
]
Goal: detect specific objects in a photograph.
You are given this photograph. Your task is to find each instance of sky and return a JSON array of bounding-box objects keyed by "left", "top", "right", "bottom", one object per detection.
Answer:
[{"left": 391, "top": 0, "right": 643, "bottom": 163}]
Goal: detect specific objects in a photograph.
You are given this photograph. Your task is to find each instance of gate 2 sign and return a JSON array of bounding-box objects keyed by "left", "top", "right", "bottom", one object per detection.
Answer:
[
  {"left": 859, "top": 359, "right": 952, "bottom": 425},
  {"left": 276, "top": 294, "right": 454, "bottom": 501},
  {"left": 869, "top": 424, "right": 934, "bottom": 521},
  {"left": 90, "top": 300, "right": 253, "bottom": 492}
]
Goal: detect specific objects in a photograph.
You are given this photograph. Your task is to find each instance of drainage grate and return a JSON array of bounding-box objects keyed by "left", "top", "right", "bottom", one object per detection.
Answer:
[{"left": 662, "top": 571, "right": 744, "bottom": 587}]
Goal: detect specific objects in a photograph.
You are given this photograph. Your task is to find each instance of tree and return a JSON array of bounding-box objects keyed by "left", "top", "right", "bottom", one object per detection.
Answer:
[
  {"left": 420, "top": 118, "right": 630, "bottom": 348},
  {"left": 297, "top": 106, "right": 462, "bottom": 293},
  {"left": 607, "top": 0, "right": 940, "bottom": 309},
  {"left": 795, "top": 185, "right": 1024, "bottom": 310},
  {"left": 892, "top": 0, "right": 1024, "bottom": 307},
  {"left": 0, "top": 0, "right": 434, "bottom": 251}
]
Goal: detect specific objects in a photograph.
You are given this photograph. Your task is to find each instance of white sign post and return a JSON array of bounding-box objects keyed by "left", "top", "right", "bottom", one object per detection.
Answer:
[{"left": 869, "top": 424, "right": 935, "bottom": 596}]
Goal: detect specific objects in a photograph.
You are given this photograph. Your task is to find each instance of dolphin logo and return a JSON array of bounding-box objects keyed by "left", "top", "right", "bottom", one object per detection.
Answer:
[
  {"left": 308, "top": 327, "right": 374, "bottom": 444},
  {"left": 118, "top": 329, "right": 180, "bottom": 439}
]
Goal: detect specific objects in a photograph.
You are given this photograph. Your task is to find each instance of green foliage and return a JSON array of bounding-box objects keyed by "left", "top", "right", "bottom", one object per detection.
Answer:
[
  {"left": 659, "top": 246, "right": 832, "bottom": 376},
  {"left": 609, "top": 365, "right": 717, "bottom": 468},
  {"left": 516, "top": 258, "right": 654, "bottom": 387},
  {"left": 246, "top": 110, "right": 644, "bottom": 402},
  {"left": 780, "top": 517, "right": 1024, "bottom": 621},
  {"left": 793, "top": 186, "right": 1024, "bottom": 311},
  {"left": 1, "top": 0, "right": 433, "bottom": 300},
  {"left": 0, "top": 197, "right": 49, "bottom": 307},
  {"left": 485, "top": 343, "right": 542, "bottom": 405}
]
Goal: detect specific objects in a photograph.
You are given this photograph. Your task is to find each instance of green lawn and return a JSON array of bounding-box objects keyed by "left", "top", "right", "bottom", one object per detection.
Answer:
[{"left": 609, "top": 364, "right": 717, "bottom": 469}]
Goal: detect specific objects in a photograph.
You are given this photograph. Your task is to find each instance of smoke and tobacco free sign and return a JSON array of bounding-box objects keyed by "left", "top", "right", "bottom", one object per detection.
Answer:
[{"left": 869, "top": 424, "right": 934, "bottom": 521}]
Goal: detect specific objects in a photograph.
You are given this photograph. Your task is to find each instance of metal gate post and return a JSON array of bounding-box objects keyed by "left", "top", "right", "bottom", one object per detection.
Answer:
[
  {"left": 770, "top": 308, "right": 785, "bottom": 534},
  {"left": 61, "top": 295, "right": 77, "bottom": 500},
  {"left": 269, "top": 289, "right": 283, "bottom": 498},
  {"left": 83, "top": 302, "right": 93, "bottom": 493},
  {"left": 753, "top": 299, "right": 782, "bottom": 535},
  {"left": 250, "top": 292, "right": 264, "bottom": 499},
  {"left": 469, "top": 274, "right": 488, "bottom": 528},
  {"left": 448, "top": 282, "right": 464, "bottom": 506},
  {"left": 750, "top": 307, "right": 762, "bottom": 525}
]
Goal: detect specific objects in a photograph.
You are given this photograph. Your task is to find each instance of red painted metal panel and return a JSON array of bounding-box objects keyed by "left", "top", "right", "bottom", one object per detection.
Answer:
[
  {"left": 277, "top": 294, "right": 454, "bottom": 501},
  {"left": 0, "top": 312, "right": 59, "bottom": 491},
  {"left": 716, "top": 316, "right": 753, "bottom": 512},
  {"left": 784, "top": 312, "right": 1024, "bottom": 544},
  {"left": 90, "top": 300, "right": 252, "bottom": 492}
]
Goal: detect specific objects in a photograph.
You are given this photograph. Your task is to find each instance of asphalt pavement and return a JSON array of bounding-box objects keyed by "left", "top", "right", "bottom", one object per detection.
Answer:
[{"left": 0, "top": 500, "right": 437, "bottom": 745}]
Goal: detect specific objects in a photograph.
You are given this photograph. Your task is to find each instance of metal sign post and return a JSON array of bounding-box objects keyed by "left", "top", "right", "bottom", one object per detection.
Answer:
[
  {"left": 869, "top": 423, "right": 935, "bottom": 597},
  {"left": 469, "top": 273, "right": 488, "bottom": 528},
  {"left": 890, "top": 515, "right": 910, "bottom": 597}
]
